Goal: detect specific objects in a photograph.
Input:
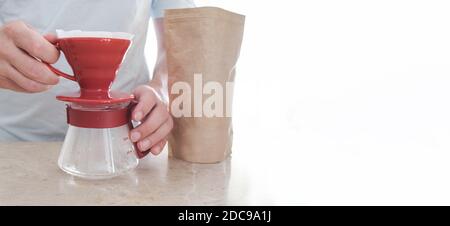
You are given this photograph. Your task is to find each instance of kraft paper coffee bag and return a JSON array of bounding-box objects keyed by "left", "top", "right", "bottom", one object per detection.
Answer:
[{"left": 164, "top": 7, "right": 245, "bottom": 163}]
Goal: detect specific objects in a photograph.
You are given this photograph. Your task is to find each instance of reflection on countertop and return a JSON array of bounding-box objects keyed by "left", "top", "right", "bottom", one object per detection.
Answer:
[{"left": 0, "top": 142, "right": 272, "bottom": 205}]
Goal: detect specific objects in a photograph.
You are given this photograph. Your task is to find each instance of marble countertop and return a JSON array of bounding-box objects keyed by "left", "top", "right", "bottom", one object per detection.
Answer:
[
  {"left": 0, "top": 142, "right": 271, "bottom": 206},
  {"left": 6, "top": 122, "right": 450, "bottom": 205}
]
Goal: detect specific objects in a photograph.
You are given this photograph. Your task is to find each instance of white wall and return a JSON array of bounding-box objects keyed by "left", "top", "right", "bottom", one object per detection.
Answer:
[{"left": 146, "top": 1, "right": 450, "bottom": 205}]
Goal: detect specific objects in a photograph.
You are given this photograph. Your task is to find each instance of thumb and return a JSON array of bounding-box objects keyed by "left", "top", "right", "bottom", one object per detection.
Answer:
[{"left": 43, "top": 33, "right": 58, "bottom": 44}]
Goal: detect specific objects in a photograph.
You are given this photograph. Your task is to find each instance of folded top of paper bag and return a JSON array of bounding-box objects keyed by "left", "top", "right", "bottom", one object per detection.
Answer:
[{"left": 56, "top": 29, "right": 134, "bottom": 40}]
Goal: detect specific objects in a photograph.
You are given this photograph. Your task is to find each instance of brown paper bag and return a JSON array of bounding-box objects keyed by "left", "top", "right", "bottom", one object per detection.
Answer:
[{"left": 164, "top": 7, "right": 245, "bottom": 163}]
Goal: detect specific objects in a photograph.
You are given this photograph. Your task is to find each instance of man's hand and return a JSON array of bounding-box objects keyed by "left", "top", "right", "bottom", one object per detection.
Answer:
[
  {"left": 130, "top": 85, "right": 173, "bottom": 155},
  {"left": 0, "top": 20, "right": 60, "bottom": 92}
]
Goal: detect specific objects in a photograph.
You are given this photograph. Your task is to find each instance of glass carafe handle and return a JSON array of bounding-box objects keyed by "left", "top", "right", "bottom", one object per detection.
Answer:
[{"left": 129, "top": 101, "right": 151, "bottom": 159}]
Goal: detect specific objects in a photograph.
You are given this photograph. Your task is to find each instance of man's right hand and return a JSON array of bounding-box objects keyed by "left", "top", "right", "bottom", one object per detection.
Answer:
[{"left": 0, "top": 20, "right": 60, "bottom": 92}]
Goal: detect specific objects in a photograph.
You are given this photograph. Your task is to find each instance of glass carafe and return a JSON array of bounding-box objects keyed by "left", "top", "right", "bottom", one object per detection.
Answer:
[{"left": 58, "top": 103, "right": 148, "bottom": 179}]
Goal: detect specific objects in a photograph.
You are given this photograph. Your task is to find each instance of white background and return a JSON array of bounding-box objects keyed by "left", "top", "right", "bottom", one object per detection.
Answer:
[{"left": 147, "top": 1, "right": 450, "bottom": 205}]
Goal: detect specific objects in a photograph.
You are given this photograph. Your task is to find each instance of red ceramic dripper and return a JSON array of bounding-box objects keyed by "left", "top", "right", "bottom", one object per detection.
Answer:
[
  {"left": 46, "top": 37, "right": 130, "bottom": 99},
  {"left": 45, "top": 37, "right": 151, "bottom": 160}
]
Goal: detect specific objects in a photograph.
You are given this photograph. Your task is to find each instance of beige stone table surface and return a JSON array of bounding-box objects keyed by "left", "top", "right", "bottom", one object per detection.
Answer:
[
  {"left": 5, "top": 129, "right": 450, "bottom": 205},
  {"left": 0, "top": 142, "right": 272, "bottom": 205}
]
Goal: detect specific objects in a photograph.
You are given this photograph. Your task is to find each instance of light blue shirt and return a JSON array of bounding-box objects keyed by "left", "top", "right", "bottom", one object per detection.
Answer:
[
  {"left": 151, "top": 0, "right": 195, "bottom": 18},
  {"left": 0, "top": 0, "right": 195, "bottom": 141}
]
